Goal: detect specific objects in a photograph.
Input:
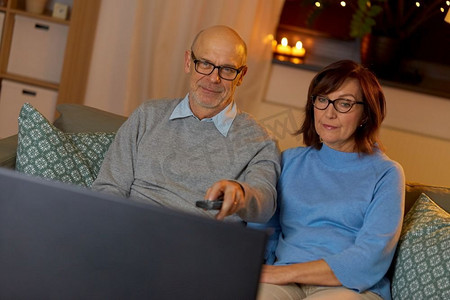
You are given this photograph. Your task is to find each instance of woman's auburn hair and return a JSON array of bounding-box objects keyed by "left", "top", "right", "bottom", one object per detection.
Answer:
[{"left": 297, "top": 60, "right": 386, "bottom": 154}]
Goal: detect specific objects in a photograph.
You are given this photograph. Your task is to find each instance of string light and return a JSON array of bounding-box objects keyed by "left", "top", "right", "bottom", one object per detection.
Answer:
[
  {"left": 340, "top": 1, "right": 346, "bottom": 7},
  {"left": 415, "top": 2, "right": 420, "bottom": 7},
  {"left": 315, "top": 1, "right": 321, "bottom": 8}
]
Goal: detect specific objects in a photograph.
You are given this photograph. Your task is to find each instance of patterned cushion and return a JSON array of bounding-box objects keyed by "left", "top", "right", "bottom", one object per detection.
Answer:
[
  {"left": 66, "top": 132, "right": 115, "bottom": 177},
  {"left": 16, "top": 103, "right": 115, "bottom": 187},
  {"left": 391, "top": 193, "right": 450, "bottom": 300}
]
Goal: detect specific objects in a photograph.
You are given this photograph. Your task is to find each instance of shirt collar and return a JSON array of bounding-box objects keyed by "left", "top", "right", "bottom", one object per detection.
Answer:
[{"left": 169, "top": 94, "right": 237, "bottom": 137}]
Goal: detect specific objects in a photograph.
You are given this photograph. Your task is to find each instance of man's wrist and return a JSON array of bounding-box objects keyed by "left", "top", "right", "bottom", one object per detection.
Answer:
[{"left": 230, "top": 180, "right": 245, "bottom": 197}]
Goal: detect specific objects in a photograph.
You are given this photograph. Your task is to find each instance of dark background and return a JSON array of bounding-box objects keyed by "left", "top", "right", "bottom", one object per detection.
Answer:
[{"left": 279, "top": 0, "right": 450, "bottom": 66}]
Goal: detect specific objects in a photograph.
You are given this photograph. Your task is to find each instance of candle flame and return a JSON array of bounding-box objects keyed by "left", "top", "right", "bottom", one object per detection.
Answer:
[
  {"left": 295, "top": 41, "right": 303, "bottom": 49},
  {"left": 281, "top": 37, "right": 288, "bottom": 46}
]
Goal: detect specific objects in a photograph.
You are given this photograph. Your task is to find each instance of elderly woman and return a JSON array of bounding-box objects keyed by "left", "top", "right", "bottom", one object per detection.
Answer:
[{"left": 250, "top": 60, "right": 405, "bottom": 300}]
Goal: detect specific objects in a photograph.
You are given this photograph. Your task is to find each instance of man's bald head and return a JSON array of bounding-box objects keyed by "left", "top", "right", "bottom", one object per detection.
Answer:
[{"left": 191, "top": 25, "right": 247, "bottom": 66}]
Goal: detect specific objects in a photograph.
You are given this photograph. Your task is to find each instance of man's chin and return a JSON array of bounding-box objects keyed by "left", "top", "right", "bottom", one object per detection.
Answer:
[{"left": 194, "top": 97, "right": 222, "bottom": 109}]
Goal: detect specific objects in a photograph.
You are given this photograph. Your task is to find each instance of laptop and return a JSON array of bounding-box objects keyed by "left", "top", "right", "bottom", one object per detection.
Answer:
[{"left": 0, "top": 168, "right": 267, "bottom": 299}]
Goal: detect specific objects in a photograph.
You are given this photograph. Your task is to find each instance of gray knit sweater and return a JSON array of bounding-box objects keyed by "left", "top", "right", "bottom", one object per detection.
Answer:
[{"left": 92, "top": 99, "right": 281, "bottom": 222}]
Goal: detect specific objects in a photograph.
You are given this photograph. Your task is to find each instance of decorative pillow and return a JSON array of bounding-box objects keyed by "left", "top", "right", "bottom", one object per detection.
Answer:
[
  {"left": 16, "top": 103, "right": 115, "bottom": 187},
  {"left": 66, "top": 132, "right": 116, "bottom": 177},
  {"left": 391, "top": 193, "right": 450, "bottom": 300}
]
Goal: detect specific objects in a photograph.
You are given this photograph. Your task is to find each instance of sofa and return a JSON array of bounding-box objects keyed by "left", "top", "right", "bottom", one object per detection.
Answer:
[
  {"left": 0, "top": 104, "right": 127, "bottom": 170},
  {"left": 1, "top": 103, "right": 449, "bottom": 299}
]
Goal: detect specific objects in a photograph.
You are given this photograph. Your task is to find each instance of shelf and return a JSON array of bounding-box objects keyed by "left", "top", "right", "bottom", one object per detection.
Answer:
[
  {"left": 0, "top": 72, "right": 59, "bottom": 90},
  {"left": 273, "top": 57, "right": 450, "bottom": 101},
  {"left": 8, "top": 8, "right": 70, "bottom": 24},
  {"left": 0, "top": 0, "right": 100, "bottom": 137},
  {"left": 0, "top": 0, "right": 101, "bottom": 122},
  {"left": 0, "top": 0, "right": 100, "bottom": 104}
]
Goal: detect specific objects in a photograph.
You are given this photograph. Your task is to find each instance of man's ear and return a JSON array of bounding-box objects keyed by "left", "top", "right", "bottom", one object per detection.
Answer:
[
  {"left": 236, "top": 66, "right": 248, "bottom": 86},
  {"left": 184, "top": 50, "right": 192, "bottom": 74}
]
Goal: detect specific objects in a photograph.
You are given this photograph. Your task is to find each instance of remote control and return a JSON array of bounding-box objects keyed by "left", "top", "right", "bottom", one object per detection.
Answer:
[{"left": 195, "top": 200, "right": 223, "bottom": 210}]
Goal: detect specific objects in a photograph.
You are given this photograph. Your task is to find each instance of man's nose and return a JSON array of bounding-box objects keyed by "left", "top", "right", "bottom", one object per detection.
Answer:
[{"left": 208, "top": 67, "right": 221, "bottom": 82}]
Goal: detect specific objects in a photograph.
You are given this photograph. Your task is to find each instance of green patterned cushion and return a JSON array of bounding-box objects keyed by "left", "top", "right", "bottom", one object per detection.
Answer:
[
  {"left": 16, "top": 103, "right": 115, "bottom": 187},
  {"left": 391, "top": 193, "right": 450, "bottom": 300},
  {"left": 66, "top": 132, "right": 115, "bottom": 177}
]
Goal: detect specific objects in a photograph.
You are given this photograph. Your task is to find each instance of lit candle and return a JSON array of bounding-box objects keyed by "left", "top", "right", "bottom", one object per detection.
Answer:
[
  {"left": 291, "top": 41, "right": 306, "bottom": 57},
  {"left": 276, "top": 37, "right": 292, "bottom": 55}
]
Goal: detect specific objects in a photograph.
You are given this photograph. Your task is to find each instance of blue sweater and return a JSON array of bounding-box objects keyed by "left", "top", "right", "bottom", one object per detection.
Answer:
[{"left": 249, "top": 144, "right": 404, "bottom": 300}]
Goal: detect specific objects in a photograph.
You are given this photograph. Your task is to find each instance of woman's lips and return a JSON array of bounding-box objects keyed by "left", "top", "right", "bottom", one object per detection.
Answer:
[{"left": 322, "top": 124, "right": 337, "bottom": 130}]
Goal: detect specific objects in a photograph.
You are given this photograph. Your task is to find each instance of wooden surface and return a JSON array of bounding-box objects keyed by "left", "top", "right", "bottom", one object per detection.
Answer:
[{"left": 0, "top": 0, "right": 101, "bottom": 105}]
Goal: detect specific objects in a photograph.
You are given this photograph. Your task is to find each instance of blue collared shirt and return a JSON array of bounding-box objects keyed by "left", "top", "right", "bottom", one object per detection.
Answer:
[{"left": 169, "top": 94, "right": 237, "bottom": 137}]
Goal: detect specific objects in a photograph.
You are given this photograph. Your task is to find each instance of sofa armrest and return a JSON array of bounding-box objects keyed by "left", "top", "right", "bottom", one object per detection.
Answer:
[
  {"left": 54, "top": 104, "right": 127, "bottom": 133},
  {"left": 0, "top": 135, "right": 18, "bottom": 169},
  {"left": 405, "top": 182, "right": 450, "bottom": 214}
]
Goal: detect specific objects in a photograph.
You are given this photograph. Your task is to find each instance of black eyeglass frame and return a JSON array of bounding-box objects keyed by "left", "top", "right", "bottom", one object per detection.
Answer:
[
  {"left": 190, "top": 51, "right": 245, "bottom": 81},
  {"left": 311, "top": 95, "right": 364, "bottom": 113}
]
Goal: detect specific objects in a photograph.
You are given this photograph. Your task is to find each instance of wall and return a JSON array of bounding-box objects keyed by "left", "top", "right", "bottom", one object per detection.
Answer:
[{"left": 242, "top": 63, "right": 450, "bottom": 187}]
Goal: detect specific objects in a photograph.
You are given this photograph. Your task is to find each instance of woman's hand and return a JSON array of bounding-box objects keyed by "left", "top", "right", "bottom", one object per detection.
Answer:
[
  {"left": 260, "top": 260, "right": 341, "bottom": 286},
  {"left": 260, "top": 264, "right": 297, "bottom": 285}
]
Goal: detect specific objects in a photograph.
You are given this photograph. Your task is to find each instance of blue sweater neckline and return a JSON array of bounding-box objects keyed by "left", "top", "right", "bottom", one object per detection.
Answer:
[{"left": 317, "top": 143, "right": 373, "bottom": 169}]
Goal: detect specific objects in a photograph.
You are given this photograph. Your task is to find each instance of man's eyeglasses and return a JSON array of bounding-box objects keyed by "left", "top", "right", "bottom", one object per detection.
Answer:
[
  {"left": 190, "top": 51, "right": 245, "bottom": 81},
  {"left": 312, "top": 95, "right": 364, "bottom": 113}
]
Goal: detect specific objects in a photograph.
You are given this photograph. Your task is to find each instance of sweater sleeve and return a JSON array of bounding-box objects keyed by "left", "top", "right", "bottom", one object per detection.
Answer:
[
  {"left": 91, "top": 106, "right": 145, "bottom": 197},
  {"left": 236, "top": 134, "right": 281, "bottom": 223},
  {"left": 247, "top": 148, "right": 290, "bottom": 261},
  {"left": 323, "top": 162, "right": 405, "bottom": 292}
]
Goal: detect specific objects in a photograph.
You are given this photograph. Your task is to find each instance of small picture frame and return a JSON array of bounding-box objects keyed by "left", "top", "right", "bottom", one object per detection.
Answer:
[{"left": 52, "top": 2, "right": 69, "bottom": 20}]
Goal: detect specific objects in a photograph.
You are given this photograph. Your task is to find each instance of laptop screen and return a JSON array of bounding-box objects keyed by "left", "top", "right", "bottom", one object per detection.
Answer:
[{"left": 0, "top": 168, "right": 266, "bottom": 299}]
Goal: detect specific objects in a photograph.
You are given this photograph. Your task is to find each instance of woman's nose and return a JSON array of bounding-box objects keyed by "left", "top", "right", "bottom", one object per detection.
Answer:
[{"left": 324, "top": 103, "right": 337, "bottom": 118}]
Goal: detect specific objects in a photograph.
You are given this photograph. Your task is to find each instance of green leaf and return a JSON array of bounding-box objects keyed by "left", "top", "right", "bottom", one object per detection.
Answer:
[
  {"left": 357, "top": 0, "right": 368, "bottom": 11},
  {"left": 367, "top": 5, "right": 383, "bottom": 17},
  {"left": 365, "top": 18, "right": 376, "bottom": 26},
  {"left": 355, "top": 10, "right": 364, "bottom": 18}
]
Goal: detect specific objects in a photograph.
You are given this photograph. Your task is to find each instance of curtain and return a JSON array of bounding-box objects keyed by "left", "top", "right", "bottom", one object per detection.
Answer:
[{"left": 84, "top": 0, "right": 285, "bottom": 116}]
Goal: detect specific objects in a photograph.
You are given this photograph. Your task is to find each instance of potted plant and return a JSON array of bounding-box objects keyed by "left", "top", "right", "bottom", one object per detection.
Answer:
[
  {"left": 350, "top": 0, "right": 445, "bottom": 39},
  {"left": 349, "top": 0, "right": 445, "bottom": 76},
  {"left": 349, "top": 0, "right": 384, "bottom": 38}
]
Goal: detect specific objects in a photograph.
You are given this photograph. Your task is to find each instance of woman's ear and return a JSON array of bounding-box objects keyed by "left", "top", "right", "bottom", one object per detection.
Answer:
[{"left": 360, "top": 117, "right": 368, "bottom": 127}]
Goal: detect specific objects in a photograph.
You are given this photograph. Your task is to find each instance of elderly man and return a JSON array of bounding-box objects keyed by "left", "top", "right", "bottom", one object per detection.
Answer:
[{"left": 92, "top": 25, "right": 280, "bottom": 222}]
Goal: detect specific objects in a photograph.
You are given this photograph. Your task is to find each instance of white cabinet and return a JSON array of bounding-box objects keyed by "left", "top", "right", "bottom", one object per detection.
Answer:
[
  {"left": 7, "top": 15, "right": 68, "bottom": 83},
  {"left": 0, "top": 0, "right": 100, "bottom": 137},
  {"left": 0, "top": 80, "right": 57, "bottom": 138}
]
